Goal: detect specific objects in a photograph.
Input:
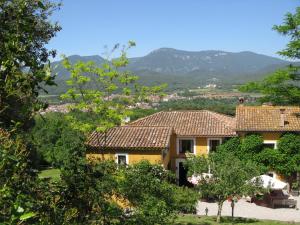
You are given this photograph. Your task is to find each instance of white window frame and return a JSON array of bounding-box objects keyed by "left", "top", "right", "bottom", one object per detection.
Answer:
[
  {"left": 176, "top": 137, "right": 196, "bottom": 155},
  {"left": 207, "top": 138, "right": 223, "bottom": 154},
  {"left": 115, "top": 153, "right": 129, "bottom": 165},
  {"left": 263, "top": 140, "right": 277, "bottom": 149}
]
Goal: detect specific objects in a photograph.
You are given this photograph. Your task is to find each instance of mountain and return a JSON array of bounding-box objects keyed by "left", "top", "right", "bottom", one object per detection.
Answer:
[
  {"left": 128, "top": 48, "right": 288, "bottom": 75},
  {"left": 48, "top": 48, "right": 292, "bottom": 94}
]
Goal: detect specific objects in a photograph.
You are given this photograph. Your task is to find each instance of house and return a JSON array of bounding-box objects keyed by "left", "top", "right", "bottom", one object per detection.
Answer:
[
  {"left": 87, "top": 110, "right": 236, "bottom": 185},
  {"left": 86, "top": 105, "right": 300, "bottom": 185},
  {"left": 236, "top": 105, "right": 300, "bottom": 179}
]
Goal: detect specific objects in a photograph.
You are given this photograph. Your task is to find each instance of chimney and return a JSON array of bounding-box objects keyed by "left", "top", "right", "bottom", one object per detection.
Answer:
[
  {"left": 238, "top": 97, "right": 244, "bottom": 105},
  {"left": 280, "top": 108, "right": 285, "bottom": 127}
]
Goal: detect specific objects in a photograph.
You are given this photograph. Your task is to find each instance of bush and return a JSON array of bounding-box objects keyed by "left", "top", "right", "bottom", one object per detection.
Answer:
[
  {"left": 173, "top": 186, "right": 200, "bottom": 214},
  {"left": 29, "top": 112, "right": 86, "bottom": 167},
  {"left": 241, "top": 134, "right": 264, "bottom": 156},
  {"left": 120, "top": 160, "right": 199, "bottom": 224}
]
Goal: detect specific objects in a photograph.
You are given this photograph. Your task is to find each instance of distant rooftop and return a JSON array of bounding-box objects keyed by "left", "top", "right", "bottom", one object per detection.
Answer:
[
  {"left": 129, "top": 110, "right": 236, "bottom": 137},
  {"left": 236, "top": 105, "right": 300, "bottom": 132}
]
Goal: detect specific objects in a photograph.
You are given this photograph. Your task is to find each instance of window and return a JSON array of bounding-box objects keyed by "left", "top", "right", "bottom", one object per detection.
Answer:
[
  {"left": 115, "top": 153, "right": 128, "bottom": 165},
  {"left": 263, "top": 141, "right": 277, "bottom": 149},
  {"left": 207, "top": 138, "right": 222, "bottom": 153},
  {"left": 177, "top": 138, "right": 195, "bottom": 154}
]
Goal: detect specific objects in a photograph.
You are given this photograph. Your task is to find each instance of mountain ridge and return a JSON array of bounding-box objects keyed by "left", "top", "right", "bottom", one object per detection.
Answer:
[{"left": 48, "top": 48, "right": 293, "bottom": 94}]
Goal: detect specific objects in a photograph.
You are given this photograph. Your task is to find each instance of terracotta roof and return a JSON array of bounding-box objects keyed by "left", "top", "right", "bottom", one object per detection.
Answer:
[
  {"left": 236, "top": 106, "right": 300, "bottom": 131},
  {"left": 87, "top": 126, "right": 172, "bottom": 150},
  {"left": 129, "top": 110, "right": 236, "bottom": 136}
]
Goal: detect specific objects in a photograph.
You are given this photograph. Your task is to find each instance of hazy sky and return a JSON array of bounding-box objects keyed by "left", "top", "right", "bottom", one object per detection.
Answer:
[{"left": 48, "top": 0, "right": 298, "bottom": 59}]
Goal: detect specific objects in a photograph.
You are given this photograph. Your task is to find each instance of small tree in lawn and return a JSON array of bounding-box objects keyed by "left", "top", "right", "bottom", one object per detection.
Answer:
[{"left": 185, "top": 151, "right": 262, "bottom": 223}]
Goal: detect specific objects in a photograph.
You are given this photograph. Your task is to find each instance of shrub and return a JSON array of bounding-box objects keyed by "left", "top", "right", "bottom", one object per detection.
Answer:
[{"left": 173, "top": 186, "right": 200, "bottom": 214}]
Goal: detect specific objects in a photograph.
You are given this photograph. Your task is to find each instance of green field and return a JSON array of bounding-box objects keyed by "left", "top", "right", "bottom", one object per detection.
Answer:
[{"left": 175, "top": 214, "right": 299, "bottom": 225}]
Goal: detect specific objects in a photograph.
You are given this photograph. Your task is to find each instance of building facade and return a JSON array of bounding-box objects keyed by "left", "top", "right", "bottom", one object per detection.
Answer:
[{"left": 86, "top": 106, "right": 300, "bottom": 185}]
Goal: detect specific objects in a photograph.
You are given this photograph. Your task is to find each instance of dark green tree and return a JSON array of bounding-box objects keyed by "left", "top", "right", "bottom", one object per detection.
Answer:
[
  {"left": 0, "top": 0, "right": 61, "bottom": 224},
  {"left": 30, "top": 112, "right": 86, "bottom": 167},
  {"left": 120, "top": 160, "right": 199, "bottom": 225},
  {"left": 0, "top": 0, "right": 61, "bottom": 131}
]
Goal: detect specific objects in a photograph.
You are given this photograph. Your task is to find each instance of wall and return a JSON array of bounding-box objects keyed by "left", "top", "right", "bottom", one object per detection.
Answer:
[
  {"left": 237, "top": 132, "right": 282, "bottom": 141},
  {"left": 168, "top": 135, "right": 224, "bottom": 172},
  {"left": 86, "top": 149, "right": 162, "bottom": 164}
]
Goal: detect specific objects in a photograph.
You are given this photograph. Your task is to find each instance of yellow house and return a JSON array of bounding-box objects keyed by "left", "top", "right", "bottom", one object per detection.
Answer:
[
  {"left": 87, "top": 110, "right": 236, "bottom": 186},
  {"left": 86, "top": 106, "right": 300, "bottom": 184},
  {"left": 236, "top": 105, "right": 300, "bottom": 179}
]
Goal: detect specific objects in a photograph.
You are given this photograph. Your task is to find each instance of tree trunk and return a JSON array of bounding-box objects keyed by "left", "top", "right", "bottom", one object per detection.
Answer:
[{"left": 216, "top": 201, "right": 223, "bottom": 223}]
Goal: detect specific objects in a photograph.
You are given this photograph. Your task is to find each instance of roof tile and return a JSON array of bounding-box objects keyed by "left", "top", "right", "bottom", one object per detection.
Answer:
[
  {"left": 129, "top": 110, "right": 236, "bottom": 136},
  {"left": 236, "top": 106, "right": 300, "bottom": 131}
]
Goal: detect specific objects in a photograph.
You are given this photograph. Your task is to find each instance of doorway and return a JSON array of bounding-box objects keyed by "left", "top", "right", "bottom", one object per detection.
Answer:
[{"left": 176, "top": 159, "right": 193, "bottom": 187}]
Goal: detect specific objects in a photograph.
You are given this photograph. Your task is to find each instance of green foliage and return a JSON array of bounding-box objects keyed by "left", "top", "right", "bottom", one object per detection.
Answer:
[
  {"left": 219, "top": 133, "right": 300, "bottom": 179},
  {"left": 159, "top": 98, "right": 237, "bottom": 115},
  {"left": 273, "top": 7, "right": 300, "bottom": 59},
  {"left": 216, "top": 137, "right": 241, "bottom": 157},
  {"left": 240, "top": 7, "right": 300, "bottom": 105},
  {"left": 240, "top": 68, "right": 300, "bottom": 105},
  {"left": 218, "top": 135, "right": 264, "bottom": 170},
  {"left": 241, "top": 134, "right": 264, "bottom": 156},
  {"left": 276, "top": 133, "right": 300, "bottom": 176},
  {"left": 185, "top": 151, "right": 261, "bottom": 223},
  {"left": 172, "top": 187, "right": 200, "bottom": 214},
  {"left": 30, "top": 112, "right": 86, "bottom": 167},
  {"left": 56, "top": 158, "right": 123, "bottom": 224},
  {"left": 130, "top": 108, "right": 158, "bottom": 121},
  {"left": 0, "top": 0, "right": 61, "bottom": 131},
  {"left": 120, "top": 161, "right": 199, "bottom": 224},
  {"left": 61, "top": 42, "right": 166, "bottom": 133},
  {"left": 0, "top": 131, "right": 39, "bottom": 224}
]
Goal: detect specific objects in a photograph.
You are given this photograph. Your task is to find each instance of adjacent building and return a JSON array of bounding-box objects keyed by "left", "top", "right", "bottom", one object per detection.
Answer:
[{"left": 86, "top": 105, "right": 300, "bottom": 185}]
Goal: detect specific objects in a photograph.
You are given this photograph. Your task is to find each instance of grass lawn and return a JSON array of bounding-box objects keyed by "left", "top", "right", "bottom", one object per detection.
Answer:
[
  {"left": 38, "top": 168, "right": 61, "bottom": 181},
  {"left": 175, "top": 214, "right": 299, "bottom": 225}
]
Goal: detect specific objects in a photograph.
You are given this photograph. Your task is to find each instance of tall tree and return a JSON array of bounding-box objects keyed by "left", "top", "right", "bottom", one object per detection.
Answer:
[
  {"left": 240, "top": 7, "right": 300, "bottom": 104},
  {"left": 0, "top": 0, "right": 61, "bottom": 131},
  {"left": 0, "top": 1, "right": 61, "bottom": 223}
]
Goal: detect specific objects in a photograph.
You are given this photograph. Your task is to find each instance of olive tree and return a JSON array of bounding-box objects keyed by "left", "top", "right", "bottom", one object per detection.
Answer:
[{"left": 185, "top": 151, "right": 262, "bottom": 223}]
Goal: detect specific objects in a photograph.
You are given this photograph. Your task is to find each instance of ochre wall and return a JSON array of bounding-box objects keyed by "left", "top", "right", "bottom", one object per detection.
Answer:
[
  {"left": 237, "top": 132, "right": 282, "bottom": 141},
  {"left": 261, "top": 132, "right": 282, "bottom": 141},
  {"left": 168, "top": 135, "right": 220, "bottom": 171},
  {"left": 87, "top": 135, "right": 226, "bottom": 174},
  {"left": 86, "top": 150, "right": 162, "bottom": 165}
]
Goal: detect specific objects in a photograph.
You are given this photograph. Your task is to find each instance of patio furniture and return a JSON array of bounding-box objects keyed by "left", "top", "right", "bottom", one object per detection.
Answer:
[{"left": 266, "top": 190, "right": 297, "bottom": 208}]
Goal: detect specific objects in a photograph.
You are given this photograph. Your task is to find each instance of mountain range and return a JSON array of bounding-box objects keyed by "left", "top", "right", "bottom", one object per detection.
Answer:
[{"left": 48, "top": 48, "right": 292, "bottom": 94}]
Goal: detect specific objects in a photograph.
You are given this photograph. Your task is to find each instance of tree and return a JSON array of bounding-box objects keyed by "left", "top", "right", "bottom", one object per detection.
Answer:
[
  {"left": 0, "top": 130, "right": 41, "bottom": 224},
  {"left": 185, "top": 151, "right": 262, "bottom": 223},
  {"left": 0, "top": 1, "right": 61, "bottom": 224},
  {"left": 276, "top": 133, "right": 300, "bottom": 179},
  {"left": 119, "top": 160, "right": 200, "bottom": 225},
  {"left": 61, "top": 42, "right": 166, "bottom": 133},
  {"left": 240, "top": 7, "right": 300, "bottom": 104},
  {"left": 218, "top": 134, "right": 300, "bottom": 186},
  {"left": 0, "top": 0, "right": 61, "bottom": 131},
  {"left": 30, "top": 112, "right": 86, "bottom": 167}
]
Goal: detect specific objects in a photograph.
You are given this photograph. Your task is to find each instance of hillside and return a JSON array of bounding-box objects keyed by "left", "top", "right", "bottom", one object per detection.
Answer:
[{"left": 47, "top": 48, "right": 292, "bottom": 94}]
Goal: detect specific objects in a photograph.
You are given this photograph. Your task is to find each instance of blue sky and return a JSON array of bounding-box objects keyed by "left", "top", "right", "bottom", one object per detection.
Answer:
[{"left": 48, "top": 0, "right": 298, "bottom": 60}]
